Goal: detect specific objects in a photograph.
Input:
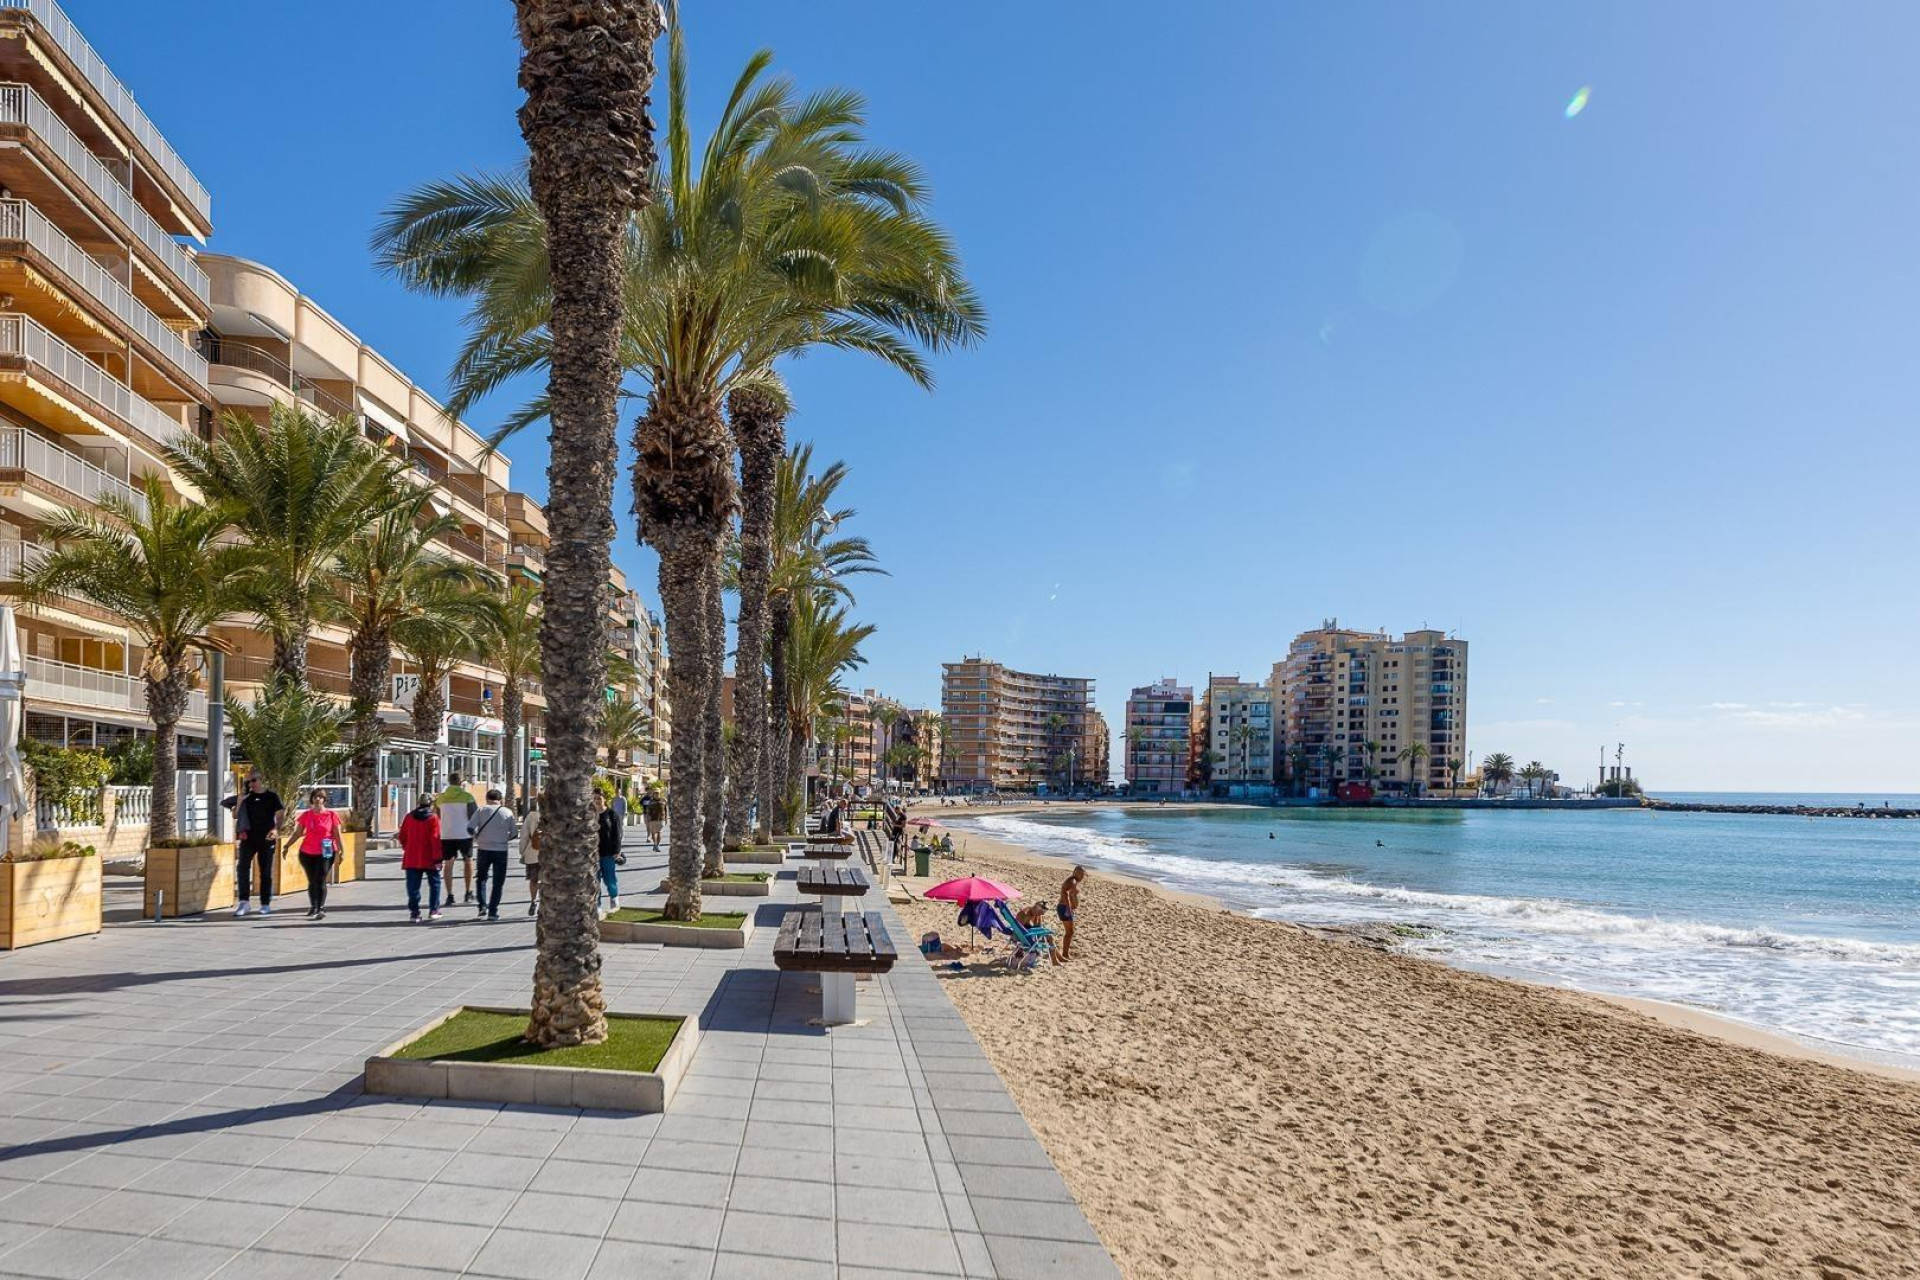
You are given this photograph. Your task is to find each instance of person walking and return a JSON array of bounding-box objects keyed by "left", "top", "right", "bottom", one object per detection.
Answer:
[
  {"left": 290, "top": 788, "right": 343, "bottom": 920},
  {"left": 399, "top": 792, "right": 443, "bottom": 922},
  {"left": 611, "top": 785, "right": 629, "bottom": 829},
  {"left": 230, "top": 772, "right": 284, "bottom": 918},
  {"left": 435, "top": 772, "right": 478, "bottom": 903},
  {"left": 520, "top": 796, "right": 542, "bottom": 917},
  {"left": 639, "top": 785, "right": 663, "bottom": 850},
  {"left": 470, "top": 787, "right": 518, "bottom": 921},
  {"left": 594, "top": 791, "right": 623, "bottom": 913}
]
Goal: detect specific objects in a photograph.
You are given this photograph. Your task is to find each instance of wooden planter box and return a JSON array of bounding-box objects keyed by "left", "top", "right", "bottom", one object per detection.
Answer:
[
  {"left": 364, "top": 1007, "right": 699, "bottom": 1113},
  {"left": 145, "top": 842, "right": 235, "bottom": 917},
  {"left": 1, "top": 855, "right": 102, "bottom": 949},
  {"left": 600, "top": 913, "right": 752, "bottom": 949}
]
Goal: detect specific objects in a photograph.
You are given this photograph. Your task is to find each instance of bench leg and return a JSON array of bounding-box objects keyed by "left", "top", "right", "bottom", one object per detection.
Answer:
[{"left": 816, "top": 973, "right": 857, "bottom": 1026}]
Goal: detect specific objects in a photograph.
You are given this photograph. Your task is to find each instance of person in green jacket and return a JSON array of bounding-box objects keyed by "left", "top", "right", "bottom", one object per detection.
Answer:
[{"left": 435, "top": 773, "right": 479, "bottom": 905}]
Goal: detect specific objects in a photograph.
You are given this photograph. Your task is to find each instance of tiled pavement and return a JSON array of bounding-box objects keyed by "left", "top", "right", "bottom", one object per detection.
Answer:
[{"left": 0, "top": 830, "right": 1118, "bottom": 1279}]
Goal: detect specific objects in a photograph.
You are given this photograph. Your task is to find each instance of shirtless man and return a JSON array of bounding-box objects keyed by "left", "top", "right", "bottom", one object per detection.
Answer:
[{"left": 1056, "top": 865, "right": 1086, "bottom": 961}]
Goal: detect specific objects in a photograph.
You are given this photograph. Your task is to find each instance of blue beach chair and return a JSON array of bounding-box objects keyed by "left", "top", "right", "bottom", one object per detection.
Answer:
[{"left": 988, "top": 900, "right": 1055, "bottom": 970}]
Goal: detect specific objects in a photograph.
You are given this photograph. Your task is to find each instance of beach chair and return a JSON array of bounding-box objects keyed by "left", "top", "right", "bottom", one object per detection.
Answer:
[{"left": 988, "top": 900, "right": 1055, "bottom": 970}]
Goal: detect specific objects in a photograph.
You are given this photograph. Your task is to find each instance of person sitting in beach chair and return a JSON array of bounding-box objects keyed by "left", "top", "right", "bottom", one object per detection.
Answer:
[{"left": 990, "top": 899, "right": 1058, "bottom": 969}]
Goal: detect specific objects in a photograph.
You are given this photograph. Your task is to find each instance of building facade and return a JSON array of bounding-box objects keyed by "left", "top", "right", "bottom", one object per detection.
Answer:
[
  {"left": 1082, "top": 707, "right": 1110, "bottom": 788},
  {"left": 1274, "top": 623, "right": 1468, "bottom": 796},
  {"left": 938, "top": 657, "right": 1095, "bottom": 793},
  {"left": 1206, "top": 674, "right": 1274, "bottom": 797},
  {"left": 1124, "top": 679, "right": 1191, "bottom": 795}
]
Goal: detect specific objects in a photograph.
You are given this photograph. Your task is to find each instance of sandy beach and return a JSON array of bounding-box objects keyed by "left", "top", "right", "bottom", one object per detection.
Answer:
[{"left": 896, "top": 809, "right": 1920, "bottom": 1279}]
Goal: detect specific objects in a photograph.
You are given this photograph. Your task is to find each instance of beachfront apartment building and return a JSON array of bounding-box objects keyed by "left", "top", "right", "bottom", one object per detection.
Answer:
[
  {"left": 1206, "top": 674, "right": 1274, "bottom": 797},
  {"left": 1083, "top": 707, "right": 1110, "bottom": 787},
  {"left": 0, "top": 0, "right": 215, "bottom": 758},
  {"left": 1124, "top": 680, "right": 1192, "bottom": 794},
  {"left": 1273, "top": 623, "right": 1468, "bottom": 796},
  {"left": 939, "top": 657, "right": 1095, "bottom": 793}
]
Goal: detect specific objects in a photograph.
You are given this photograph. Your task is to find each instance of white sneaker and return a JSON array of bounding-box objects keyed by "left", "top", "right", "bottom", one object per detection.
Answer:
[
  {"left": 258, "top": 905, "right": 271, "bottom": 918},
  {"left": 234, "top": 903, "right": 249, "bottom": 917}
]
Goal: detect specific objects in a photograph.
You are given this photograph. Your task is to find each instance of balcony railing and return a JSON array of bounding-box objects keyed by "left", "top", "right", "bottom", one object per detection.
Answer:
[
  {"left": 24, "top": 653, "right": 207, "bottom": 721},
  {"left": 0, "top": 83, "right": 207, "bottom": 302},
  {"left": 0, "top": 312, "right": 188, "bottom": 447},
  {"left": 0, "top": 0, "right": 211, "bottom": 225},
  {"left": 0, "top": 427, "right": 144, "bottom": 515},
  {"left": 0, "top": 199, "right": 207, "bottom": 390},
  {"left": 202, "top": 337, "right": 356, "bottom": 421}
]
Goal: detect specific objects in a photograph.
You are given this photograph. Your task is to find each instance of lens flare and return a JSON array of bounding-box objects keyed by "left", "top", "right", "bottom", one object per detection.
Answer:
[{"left": 1565, "top": 86, "right": 1591, "bottom": 119}]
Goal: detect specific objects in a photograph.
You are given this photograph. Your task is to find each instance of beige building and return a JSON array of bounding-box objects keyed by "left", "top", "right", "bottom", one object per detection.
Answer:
[
  {"left": 1274, "top": 623, "right": 1468, "bottom": 796},
  {"left": 939, "top": 657, "right": 1095, "bottom": 793},
  {"left": 1125, "top": 680, "right": 1191, "bottom": 794},
  {"left": 1206, "top": 674, "right": 1274, "bottom": 796},
  {"left": 0, "top": 1, "right": 214, "bottom": 756}
]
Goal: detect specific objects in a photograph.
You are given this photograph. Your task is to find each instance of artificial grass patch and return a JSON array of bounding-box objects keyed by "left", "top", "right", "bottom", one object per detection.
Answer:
[
  {"left": 707, "top": 872, "right": 771, "bottom": 883},
  {"left": 393, "top": 1009, "right": 681, "bottom": 1073},
  {"left": 607, "top": 908, "right": 747, "bottom": 929}
]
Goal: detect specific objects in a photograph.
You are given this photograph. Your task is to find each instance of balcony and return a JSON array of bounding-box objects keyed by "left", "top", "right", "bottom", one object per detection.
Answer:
[
  {"left": 436, "top": 526, "right": 487, "bottom": 566},
  {"left": 0, "top": 83, "right": 207, "bottom": 307},
  {"left": 0, "top": 0, "right": 211, "bottom": 229},
  {"left": 0, "top": 428, "right": 144, "bottom": 516},
  {"left": 0, "top": 313, "right": 189, "bottom": 449},
  {"left": 0, "top": 199, "right": 207, "bottom": 394},
  {"left": 203, "top": 337, "right": 355, "bottom": 422},
  {"left": 24, "top": 653, "right": 207, "bottom": 723}
]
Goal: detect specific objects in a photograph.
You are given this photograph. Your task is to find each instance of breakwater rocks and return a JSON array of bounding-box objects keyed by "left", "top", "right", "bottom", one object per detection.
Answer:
[{"left": 1645, "top": 801, "right": 1920, "bottom": 819}]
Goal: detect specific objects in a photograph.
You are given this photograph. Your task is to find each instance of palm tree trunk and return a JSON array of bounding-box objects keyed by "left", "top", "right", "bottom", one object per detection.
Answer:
[
  {"left": 410, "top": 669, "right": 447, "bottom": 788},
  {"left": 348, "top": 630, "right": 389, "bottom": 832},
  {"left": 656, "top": 529, "right": 712, "bottom": 920},
  {"left": 271, "top": 590, "right": 309, "bottom": 685},
  {"left": 699, "top": 550, "right": 727, "bottom": 875},
  {"left": 767, "top": 595, "right": 794, "bottom": 834},
  {"left": 503, "top": 680, "right": 525, "bottom": 808},
  {"left": 513, "top": 0, "right": 656, "bottom": 1048},
  {"left": 143, "top": 666, "right": 189, "bottom": 839},
  {"left": 727, "top": 385, "right": 781, "bottom": 846}
]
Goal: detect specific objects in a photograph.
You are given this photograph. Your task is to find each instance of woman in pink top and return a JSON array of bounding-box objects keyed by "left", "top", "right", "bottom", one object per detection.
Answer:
[{"left": 292, "top": 788, "right": 343, "bottom": 920}]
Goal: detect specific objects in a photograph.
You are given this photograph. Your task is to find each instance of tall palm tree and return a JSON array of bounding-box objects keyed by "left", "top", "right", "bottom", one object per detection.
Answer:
[
  {"left": 1319, "top": 743, "right": 1345, "bottom": 794},
  {"left": 1363, "top": 739, "right": 1382, "bottom": 783},
  {"left": 21, "top": 478, "right": 258, "bottom": 836},
  {"left": 784, "top": 592, "right": 873, "bottom": 819},
  {"left": 1399, "top": 742, "right": 1431, "bottom": 798},
  {"left": 330, "top": 489, "right": 472, "bottom": 831},
  {"left": 1286, "top": 743, "right": 1312, "bottom": 797},
  {"left": 1447, "top": 756, "right": 1465, "bottom": 795},
  {"left": 1231, "top": 723, "right": 1256, "bottom": 789},
  {"left": 600, "top": 695, "right": 650, "bottom": 773},
  {"left": 481, "top": 581, "right": 544, "bottom": 809},
  {"left": 508, "top": 0, "right": 656, "bottom": 1043},
  {"left": 394, "top": 581, "right": 495, "bottom": 785},
  {"left": 873, "top": 703, "right": 901, "bottom": 795},
  {"left": 1524, "top": 759, "right": 1549, "bottom": 799},
  {"left": 167, "top": 404, "right": 415, "bottom": 683},
  {"left": 1481, "top": 752, "right": 1515, "bottom": 796}
]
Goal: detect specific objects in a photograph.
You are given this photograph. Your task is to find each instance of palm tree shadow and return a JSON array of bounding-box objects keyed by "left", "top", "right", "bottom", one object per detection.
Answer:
[{"left": 0, "top": 1080, "right": 368, "bottom": 1166}]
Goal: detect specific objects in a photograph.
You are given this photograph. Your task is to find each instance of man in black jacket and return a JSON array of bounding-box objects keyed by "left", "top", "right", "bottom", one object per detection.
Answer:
[{"left": 227, "top": 772, "right": 284, "bottom": 918}]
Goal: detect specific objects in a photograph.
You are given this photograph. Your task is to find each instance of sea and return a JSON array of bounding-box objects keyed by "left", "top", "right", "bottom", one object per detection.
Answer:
[{"left": 952, "top": 793, "right": 1920, "bottom": 1067}]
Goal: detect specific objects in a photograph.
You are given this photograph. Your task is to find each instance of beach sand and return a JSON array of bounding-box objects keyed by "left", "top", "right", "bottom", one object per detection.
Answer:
[{"left": 897, "top": 814, "right": 1920, "bottom": 1279}]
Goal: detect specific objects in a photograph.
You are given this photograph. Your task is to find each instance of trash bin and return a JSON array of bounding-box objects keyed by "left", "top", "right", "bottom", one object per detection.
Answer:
[{"left": 914, "top": 846, "right": 931, "bottom": 877}]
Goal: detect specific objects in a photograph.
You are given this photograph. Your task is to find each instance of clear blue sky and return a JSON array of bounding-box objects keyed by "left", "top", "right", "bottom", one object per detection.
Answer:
[{"left": 82, "top": 1, "right": 1919, "bottom": 791}]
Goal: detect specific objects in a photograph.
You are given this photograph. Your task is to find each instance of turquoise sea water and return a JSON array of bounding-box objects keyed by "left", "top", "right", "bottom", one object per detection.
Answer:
[{"left": 954, "top": 802, "right": 1920, "bottom": 1064}]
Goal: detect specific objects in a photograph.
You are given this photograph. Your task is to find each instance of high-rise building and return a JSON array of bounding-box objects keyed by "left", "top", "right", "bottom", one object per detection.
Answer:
[
  {"left": 939, "top": 657, "right": 1095, "bottom": 793},
  {"left": 1124, "top": 680, "right": 1191, "bottom": 795},
  {"left": 0, "top": 1, "right": 214, "bottom": 756},
  {"left": 1274, "top": 623, "right": 1468, "bottom": 796},
  {"left": 1082, "top": 707, "right": 1110, "bottom": 787},
  {"left": 1205, "top": 675, "right": 1274, "bottom": 797}
]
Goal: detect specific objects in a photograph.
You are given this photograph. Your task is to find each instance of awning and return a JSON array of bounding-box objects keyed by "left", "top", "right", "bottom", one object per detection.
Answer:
[{"left": 357, "top": 393, "right": 411, "bottom": 445}]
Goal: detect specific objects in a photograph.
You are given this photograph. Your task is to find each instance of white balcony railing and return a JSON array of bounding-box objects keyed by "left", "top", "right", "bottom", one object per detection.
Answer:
[
  {"left": 0, "top": 427, "right": 145, "bottom": 516},
  {"left": 0, "top": 82, "right": 208, "bottom": 302},
  {"left": 0, "top": 312, "right": 189, "bottom": 448},
  {"left": 23, "top": 653, "right": 207, "bottom": 722},
  {"left": 0, "top": 199, "right": 207, "bottom": 390},
  {"left": 0, "top": 0, "right": 209, "bottom": 225}
]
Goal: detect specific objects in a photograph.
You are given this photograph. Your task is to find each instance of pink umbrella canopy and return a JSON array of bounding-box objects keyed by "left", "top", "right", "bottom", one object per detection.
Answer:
[
  {"left": 911, "top": 818, "right": 935, "bottom": 829},
  {"left": 924, "top": 876, "right": 1020, "bottom": 903}
]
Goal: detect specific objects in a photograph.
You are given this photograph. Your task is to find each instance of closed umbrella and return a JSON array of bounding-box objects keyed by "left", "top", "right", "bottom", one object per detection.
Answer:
[{"left": 0, "top": 605, "right": 25, "bottom": 862}]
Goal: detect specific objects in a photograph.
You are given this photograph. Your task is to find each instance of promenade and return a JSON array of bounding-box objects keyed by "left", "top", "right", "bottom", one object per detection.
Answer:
[{"left": 0, "top": 830, "right": 1117, "bottom": 1279}]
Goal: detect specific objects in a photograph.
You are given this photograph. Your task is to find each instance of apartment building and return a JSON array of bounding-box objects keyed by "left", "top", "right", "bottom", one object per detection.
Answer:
[
  {"left": 1082, "top": 707, "right": 1110, "bottom": 787},
  {"left": 1124, "top": 680, "right": 1191, "bottom": 795},
  {"left": 1206, "top": 674, "right": 1274, "bottom": 797},
  {"left": 1273, "top": 623, "right": 1469, "bottom": 795},
  {"left": 815, "top": 687, "right": 875, "bottom": 792},
  {"left": 899, "top": 707, "right": 941, "bottom": 791},
  {"left": 0, "top": 0, "right": 214, "bottom": 755},
  {"left": 939, "top": 657, "right": 1096, "bottom": 793},
  {"left": 605, "top": 577, "right": 668, "bottom": 783}
]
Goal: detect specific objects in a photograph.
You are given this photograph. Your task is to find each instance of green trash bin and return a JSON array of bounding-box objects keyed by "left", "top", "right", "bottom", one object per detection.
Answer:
[{"left": 914, "top": 846, "right": 932, "bottom": 877}]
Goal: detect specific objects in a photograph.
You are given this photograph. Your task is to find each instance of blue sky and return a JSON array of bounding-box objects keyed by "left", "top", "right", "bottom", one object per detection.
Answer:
[{"left": 82, "top": 1, "right": 1919, "bottom": 790}]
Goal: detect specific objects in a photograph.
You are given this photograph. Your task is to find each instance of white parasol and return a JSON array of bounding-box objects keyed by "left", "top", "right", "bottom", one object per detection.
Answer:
[{"left": 0, "top": 605, "right": 26, "bottom": 860}]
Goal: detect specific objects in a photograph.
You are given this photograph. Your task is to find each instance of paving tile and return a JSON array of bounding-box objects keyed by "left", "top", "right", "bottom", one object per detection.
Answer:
[
  {"left": 840, "top": 1187, "right": 951, "bottom": 1229},
  {"left": 241, "top": 1247, "right": 368, "bottom": 1277},
  {"left": 945, "top": 1134, "right": 1052, "bottom": 1169},
  {"left": 463, "top": 1125, "right": 566, "bottom": 1159},
  {"left": 357, "top": 1212, "right": 487, "bottom": 1271},
  {"left": 499, "top": 1190, "right": 619, "bottom": 1237},
  {"left": 65, "top": 1188, "right": 196, "bottom": 1235},
  {"left": 468, "top": 1227, "right": 600, "bottom": 1280},
  {"left": 637, "top": 1138, "right": 737, "bottom": 1175},
  {"left": 434, "top": 1151, "right": 544, "bottom": 1191},
  {"left": 836, "top": 1151, "right": 940, "bottom": 1191},
  {"left": 605, "top": 1198, "right": 724, "bottom": 1249},
  {"left": 0, "top": 1180, "right": 109, "bottom": 1225},
  {"left": 839, "top": 1220, "right": 966, "bottom": 1275},
  {"left": 726, "top": 1173, "right": 832, "bottom": 1218},
  {"left": 982, "top": 1232, "right": 1123, "bottom": 1279},
  {"left": 587, "top": 1240, "right": 717, "bottom": 1279},
  {"left": 298, "top": 1173, "right": 425, "bottom": 1218},
  {"left": 547, "top": 1131, "right": 646, "bottom": 1166},
  {"left": 0, "top": 1223, "right": 139, "bottom": 1278},
  {"left": 621, "top": 1168, "right": 733, "bottom": 1210},
  {"left": 526, "top": 1158, "right": 626, "bottom": 1199},
  {"left": 84, "top": 1235, "right": 238, "bottom": 1280},
  {"left": 398, "top": 1181, "right": 519, "bottom": 1227},
  {"left": 342, "top": 1144, "right": 456, "bottom": 1182},
  {"left": 718, "top": 1208, "right": 836, "bottom": 1263},
  {"left": 153, "top": 1198, "right": 291, "bottom": 1249},
  {"left": 709, "top": 1252, "right": 834, "bottom": 1280},
  {"left": 243, "top": 1166, "right": 337, "bottom": 1206},
  {"left": 653, "top": 1115, "right": 746, "bottom": 1146},
  {"left": 41, "top": 1152, "right": 171, "bottom": 1190},
  {"left": 967, "top": 1194, "right": 1104, "bottom": 1244}
]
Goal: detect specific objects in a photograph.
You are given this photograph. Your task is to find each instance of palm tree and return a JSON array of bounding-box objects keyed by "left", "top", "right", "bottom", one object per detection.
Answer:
[
  {"left": 481, "top": 581, "right": 544, "bottom": 809},
  {"left": 600, "top": 695, "right": 650, "bottom": 774},
  {"left": 784, "top": 592, "right": 873, "bottom": 822},
  {"left": 507, "top": 0, "right": 656, "bottom": 1040},
  {"left": 1319, "top": 743, "right": 1345, "bottom": 794},
  {"left": 1447, "top": 756, "right": 1465, "bottom": 795},
  {"left": 1481, "top": 752, "right": 1515, "bottom": 796},
  {"left": 21, "top": 478, "right": 258, "bottom": 836},
  {"left": 874, "top": 704, "right": 901, "bottom": 795},
  {"left": 1524, "top": 759, "right": 1549, "bottom": 799},
  {"left": 1230, "top": 723, "right": 1256, "bottom": 791},
  {"left": 1286, "top": 744, "right": 1312, "bottom": 797},
  {"left": 167, "top": 404, "right": 414, "bottom": 683},
  {"left": 1363, "top": 739, "right": 1381, "bottom": 783},
  {"left": 330, "top": 489, "right": 473, "bottom": 831},
  {"left": 394, "top": 584, "right": 491, "bottom": 784},
  {"left": 1399, "top": 742, "right": 1431, "bottom": 798},
  {"left": 228, "top": 675, "right": 358, "bottom": 800}
]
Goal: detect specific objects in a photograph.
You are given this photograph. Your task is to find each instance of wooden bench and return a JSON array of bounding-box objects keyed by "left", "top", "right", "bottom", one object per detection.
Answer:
[
  {"left": 773, "top": 907, "right": 897, "bottom": 1025},
  {"left": 800, "top": 833, "right": 857, "bottom": 860}
]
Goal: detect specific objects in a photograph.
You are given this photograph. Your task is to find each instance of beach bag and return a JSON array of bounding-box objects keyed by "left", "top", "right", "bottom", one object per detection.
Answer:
[{"left": 920, "top": 931, "right": 943, "bottom": 955}]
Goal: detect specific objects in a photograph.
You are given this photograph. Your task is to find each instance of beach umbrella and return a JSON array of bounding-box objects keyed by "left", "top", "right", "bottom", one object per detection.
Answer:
[
  {"left": 911, "top": 818, "right": 934, "bottom": 829},
  {"left": 925, "top": 876, "right": 1020, "bottom": 949}
]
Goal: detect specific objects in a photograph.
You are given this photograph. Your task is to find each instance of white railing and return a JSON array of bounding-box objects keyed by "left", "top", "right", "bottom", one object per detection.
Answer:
[
  {"left": 21, "top": 653, "right": 207, "bottom": 722},
  {"left": 35, "top": 793, "right": 99, "bottom": 828},
  {"left": 0, "top": 200, "right": 207, "bottom": 389},
  {"left": 109, "top": 783, "right": 149, "bottom": 825},
  {"left": 0, "top": 427, "right": 145, "bottom": 516},
  {"left": 0, "top": 538, "right": 48, "bottom": 582},
  {"left": 0, "top": 0, "right": 209, "bottom": 224},
  {"left": 0, "top": 312, "right": 189, "bottom": 448},
  {"left": 0, "top": 83, "right": 207, "bottom": 302}
]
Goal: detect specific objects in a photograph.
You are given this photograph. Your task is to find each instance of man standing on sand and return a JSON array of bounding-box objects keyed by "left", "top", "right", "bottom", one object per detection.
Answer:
[{"left": 1056, "top": 865, "right": 1086, "bottom": 961}]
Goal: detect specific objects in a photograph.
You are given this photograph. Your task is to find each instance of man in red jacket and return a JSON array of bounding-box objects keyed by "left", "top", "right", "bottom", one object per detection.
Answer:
[{"left": 399, "top": 793, "right": 444, "bottom": 922}]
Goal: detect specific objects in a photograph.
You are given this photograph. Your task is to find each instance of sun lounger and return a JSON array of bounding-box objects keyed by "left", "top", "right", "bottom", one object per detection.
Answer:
[{"left": 988, "top": 900, "right": 1054, "bottom": 970}]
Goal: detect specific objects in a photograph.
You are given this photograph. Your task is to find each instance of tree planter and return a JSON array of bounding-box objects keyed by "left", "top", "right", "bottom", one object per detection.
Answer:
[
  {"left": 1, "top": 855, "right": 101, "bottom": 949},
  {"left": 727, "top": 845, "right": 785, "bottom": 866},
  {"left": 600, "top": 909, "right": 751, "bottom": 949},
  {"left": 700, "top": 874, "right": 771, "bottom": 897},
  {"left": 145, "top": 841, "right": 234, "bottom": 917},
  {"left": 364, "top": 1007, "right": 697, "bottom": 1113}
]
